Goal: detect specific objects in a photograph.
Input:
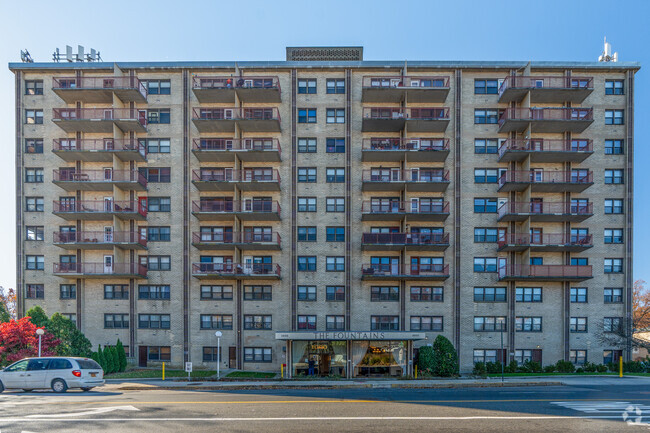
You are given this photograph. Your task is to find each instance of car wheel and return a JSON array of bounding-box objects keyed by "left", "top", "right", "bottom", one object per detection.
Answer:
[
  {"left": 81, "top": 387, "right": 93, "bottom": 392},
  {"left": 0, "top": 381, "right": 4, "bottom": 393},
  {"left": 22, "top": 389, "right": 33, "bottom": 393},
  {"left": 51, "top": 379, "right": 68, "bottom": 393}
]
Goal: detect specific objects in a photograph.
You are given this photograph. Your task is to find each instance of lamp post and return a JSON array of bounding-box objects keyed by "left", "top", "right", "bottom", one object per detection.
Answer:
[
  {"left": 500, "top": 326, "right": 504, "bottom": 383},
  {"left": 215, "top": 331, "right": 222, "bottom": 379},
  {"left": 36, "top": 328, "right": 45, "bottom": 357}
]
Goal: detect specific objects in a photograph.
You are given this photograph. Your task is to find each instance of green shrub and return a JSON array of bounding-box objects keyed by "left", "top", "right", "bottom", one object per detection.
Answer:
[
  {"left": 555, "top": 360, "right": 575, "bottom": 373},
  {"left": 624, "top": 361, "right": 645, "bottom": 373},
  {"left": 506, "top": 360, "right": 518, "bottom": 373},
  {"left": 543, "top": 364, "right": 556, "bottom": 373},
  {"left": 576, "top": 367, "right": 584, "bottom": 373},
  {"left": 485, "top": 361, "right": 502, "bottom": 374},
  {"left": 525, "top": 360, "right": 542, "bottom": 373},
  {"left": 472, "top": 362, "right": 487, "bottom": 377},
  {"left": 431, "top": 335, "right": 459, "bottom": 377},
  {"left": 597, "top": 364, "right": 608, "bottom": 373},
  {"left": 116, "top": 339, "right": 127, "bottom": 372},
  {"left": 96, "top": 345, "right": 106, "bottom": 372},
  {"left": 606, "top": 362, "right": 617, "bottom": 372},
  {"left": 583, "top": 362, "right": 597, "bottom": 373},
  {"left": 417, "top": 346, "right": 435, "bottom": 374}
]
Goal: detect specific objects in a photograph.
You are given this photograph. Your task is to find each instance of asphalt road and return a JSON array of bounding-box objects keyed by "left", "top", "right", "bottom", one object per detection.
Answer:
[{"left": 1, "top": 381, "right": 650, "bottom": 432}]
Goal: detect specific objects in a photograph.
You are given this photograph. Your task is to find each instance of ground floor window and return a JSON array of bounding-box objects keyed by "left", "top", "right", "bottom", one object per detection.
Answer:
[
  {"left": 352, "top": 341, "right": 406, "bottom": 377},
  {"left": 292, "top": 341, "right": 347, "bottom": 377},
  {"left": 244, "top": 347, "right": 272, "bottom": 363}
]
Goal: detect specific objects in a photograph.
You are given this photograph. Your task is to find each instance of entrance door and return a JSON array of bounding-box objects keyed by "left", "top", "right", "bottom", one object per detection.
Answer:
[
  {"left": 139, "top": 346, "right": 148, "bottom": 367},
  {"left": 103, "top": 138, "right": 114, "bottom": 151},
  {"left": 104, "top": 168, "right": 113, "bottom": 181},
  {"left": 229, "top": 347, "right": 237, "bottom": 368},
  {"left": 104, "top": 226, "right": 114, "bottom": 242},
  {"left": 530, "top": 198, "right": 543, "bottom": 214},
  {"left": 104, "top": 255, "right": 114, "bottom": 273},
  {"left": 319, "top": 353, "right": 331, "bottom": 377},
  {"left": 104, "top": 197, "right": 114, "bottom": 212},
  {"left": 243, "top": 256, "right": 253, "bottom": 274}
]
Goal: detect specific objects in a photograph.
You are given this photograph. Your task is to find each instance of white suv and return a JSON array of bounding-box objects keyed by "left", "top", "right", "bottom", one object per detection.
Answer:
[{"left": 0, "top": 357, "right": 105, "bottom": 393}]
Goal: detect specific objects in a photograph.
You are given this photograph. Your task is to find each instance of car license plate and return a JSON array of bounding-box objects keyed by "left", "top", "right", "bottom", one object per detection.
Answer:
[{"left": 90, "top": 373, "right": 97, "bottom": 377}]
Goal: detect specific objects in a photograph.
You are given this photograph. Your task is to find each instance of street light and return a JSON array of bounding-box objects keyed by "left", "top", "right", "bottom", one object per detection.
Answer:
[
  {"left": 215, "top": 331, "right": 222, "bottom": 379},
  {"left": 36, "top": 328, "right": 45, "bottom": 357}
]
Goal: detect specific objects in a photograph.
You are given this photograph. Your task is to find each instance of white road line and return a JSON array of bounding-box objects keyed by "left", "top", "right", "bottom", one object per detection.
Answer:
[{"left": 24, "top": 406, "right": 139, "bottom": 418}]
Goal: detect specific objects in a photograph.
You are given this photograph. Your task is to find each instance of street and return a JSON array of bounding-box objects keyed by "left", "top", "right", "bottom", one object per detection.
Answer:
[{"left": 1, "top": 379, "right": 650, "bottom": 432}]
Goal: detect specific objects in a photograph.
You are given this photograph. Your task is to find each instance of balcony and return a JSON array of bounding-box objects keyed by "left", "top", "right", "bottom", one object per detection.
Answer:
[
  {"left": 192, "top": 138, "right": 281, "bottom": 162},
  {"left": 361, "top": 138, "right": 449, "bottom": 162},
  {"left": 497, "top": 201, "right": 593, "bottom": 222},
  {"left": 52, "top": 108, "right": 147, "bottom": 133},
  {"left": 498, "top": 107, "right": 593, "bottom": 133},
  {"left": 361, "top": 201, "right": 449, "bottom": 221},
  {"left": 53, "top": 262, "right": 147, "bottom": 279},
  {"left": 362, "top": 169, "right": 449, "bottom": 192},
  {"left": 497, "top": 233, "right": 593, "bottom": 252},
  {"left": 498, "top": 76, "right": 593, "bottom": 103},
  {"left": 192, "top": 200, "right": 281, "bottom": 221},
  {"left": 498, "top": 264, "right": 592, "bottom": 282},
  {"left": 53, "top": 169, "right": 147, "bottom": 191},
  {"left": 498, "top": 170, "right": 593, "bottom": 193},
  {"left": 192, "top": 169, "right": 280, "bottom": 192},
  {"left": 192, "top": 232, "right": 281, "bottom": 251},
  {"left": 192, "top": 263, "right": 281, "bottom": 280},
  {"left": 361, "top": 264, "right": 449, "bottom": 281},
  {"left": 53, "top": 139, "right": 146, "bottom": 162},
  {"left": 361, "top": 233, "right": 449, "bottom": 251},
  {"left": 53, "top": 200, "right": 147, "bottom": 221},
  {"left": 52, "top": 76, "right": 148, "bottom": 103},
  {"left": 53, "top": 231, "right": 147, "bottom": 250},
  {"left": 498, "top": 138, "right": 593, "bottom": 163},
  {"left": 362, "top": 76, "right": 450, "bottom": 103},
  {"left": 192, "top": 76, "right": 281, "bottom": 103},
  {"left": 362, "top": 107, "right": 450, "bottom": 132},
  {"left": 192, "top": 108, "right": 281, "bottom": 133}
]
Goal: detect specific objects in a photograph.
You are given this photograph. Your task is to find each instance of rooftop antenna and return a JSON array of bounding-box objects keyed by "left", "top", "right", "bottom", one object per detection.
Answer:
[
  {"left": 52, "top": 45, "right": 102, "bottom": 62},
  {"left": 20, "top": 49, "right": 33, "bottom": 63},
  {"left": 598, "top": 37, "right": 618, "bottom": 62}
]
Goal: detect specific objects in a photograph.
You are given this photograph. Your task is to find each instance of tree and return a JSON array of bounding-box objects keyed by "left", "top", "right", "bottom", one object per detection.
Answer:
[
  {"left": 0, "top": 318, "right": 60, "bottom": 366},
  {"left": 417, "top": 346, "right": 435, "bottom": 375},
  {"left": 116, "top": 339, "right": 127, "bottom": 372},
  {"left": 25, "top": 306, "right": 49, "bottom": 328},
  {"left": 0, "top": 287, "right": 16, "bottom": 321},
  {"left": 431, "top": 335, "right": 459, "bottom": 377},
  {"left": 49, "top": 313, "right": 92, "bottom": 357},
  {"left": 598, "top": 280, "right": 650, "bottom": 349},
  {"left": 107, "top": 346, "right": 118, "bottom": 374},
  {"left": 96, "top": 345, "right": 106, "bottom": 371},
  {"left": 0, "top": 302, "right": 10, "bottom": 324}
]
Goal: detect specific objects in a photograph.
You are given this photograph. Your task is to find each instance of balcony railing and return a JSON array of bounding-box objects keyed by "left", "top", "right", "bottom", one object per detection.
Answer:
[
  {"left": 192, "top": 200, "right": 281, "bottom": 215},
  {"left": 498, "top": 170, "right": 593, "bottom": 188},
  {"left": 497, "top": 233, "right": 593, "bottom": 250},
  {"left": 499, "top": 75, "right": 593, "bottom": 94},
  {"left": 53, "top": 231, "right": 147, "bottom": 247},
  {"left": 361, "top": 263, "right": 449, "bottom": 278},
  {"left": 53, "top": 200, "right": 147, "bottom": 218},
  {"left": 362, "top": 233, "right": 449, "bottom": 246},
  {"left": 498, "top": 201, "right": 593, "bottom": 219},
  {"left": 193, "top": 76, "right": 280, "bottom": 91},
  {"left": 53, "top": 139, "right": 146, "bottom": 159},
  {"left": 192, "top": 231, "right": 281, "bottom": 247},
  {"left": 53, "top": 262, "right": 147, "bottom": 277},
  {"left": 192, "top": 107, "right": 281, "bottom": 122},
  {"left": 53, "top": 169, "right": 148, "bottom": 189},
  {"left": 52, "top": 108, "right": 147, "bottom": 125},
  {"left": 363, "top": 76, "right": 450, "bottom": 89},
  {"left": 363, "top": 169, "right": 449, "bottom": 183},
  {"left": 192, "top": 263, "right": 281, "bottom": 277},
  {"left": 498, "top": 138, "right": 593, "bottom": 160},
  {"left": 193, "top": 138, "right": 280, "bottom": 153},
  {"left": 52, "top": 76, "right": 147, "bottom": 99},
  {"left": 363, "top": 138, "right": 449, "bottom": 152},
  {"left": 192, "top": 169, "right": 280, "bottom": 184},
  {"left": 498, "top": 264, "right": 592, "bottom": 280},
  {"left": 361, "top": 201, "right": 449, "bottom": 215},
  {"left": 498, "top": 107, "right": 593, "bottom": 133},
  {"left": 363, "top": 107, "right": 450, "bottom": 121}
]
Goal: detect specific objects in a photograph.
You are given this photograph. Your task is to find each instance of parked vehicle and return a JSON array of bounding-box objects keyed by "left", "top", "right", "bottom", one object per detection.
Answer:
[{"left": 0, "top": 357, "right": 104, "bottom": 393}]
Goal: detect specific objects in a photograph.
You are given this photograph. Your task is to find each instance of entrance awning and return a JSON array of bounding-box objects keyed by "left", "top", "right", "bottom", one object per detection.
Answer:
[{"left": 275, "top": 331, "right": 426, "bottom": 341}]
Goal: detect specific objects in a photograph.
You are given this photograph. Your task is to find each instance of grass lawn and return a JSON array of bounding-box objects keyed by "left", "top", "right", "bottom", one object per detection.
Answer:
[
  {"left": 106, "top": 369, "right": 218, "bottom": 379},
  {"left": 485, "top": 372, "right": 633, "bottom": 377},
  {"left": 225, "top": 371, "right": 276, "bottom": 378}
]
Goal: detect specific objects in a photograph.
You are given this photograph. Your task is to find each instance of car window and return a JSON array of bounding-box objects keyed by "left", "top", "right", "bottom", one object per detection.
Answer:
[
  {"left": 48, "top": 359, "right": 73, "bottom": 370},
  {"left": 27, "top": 359, "right": 50, "bottom": 371},
  {"left": 4, "top": 360, "right": 28, "bottom": 372},
  {"left": 76, "top": 359, "right": 102, "bottom": 370}
]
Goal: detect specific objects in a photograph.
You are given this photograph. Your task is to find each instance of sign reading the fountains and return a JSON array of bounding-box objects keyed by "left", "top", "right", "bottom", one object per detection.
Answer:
[{"left": 274, "top": 331, "right": 426, "bottom": 341}]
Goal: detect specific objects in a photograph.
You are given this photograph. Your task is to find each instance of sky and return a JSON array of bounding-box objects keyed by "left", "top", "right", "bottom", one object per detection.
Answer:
[{"left": 0, "top": 0, "right": 647, "bottom": 288}]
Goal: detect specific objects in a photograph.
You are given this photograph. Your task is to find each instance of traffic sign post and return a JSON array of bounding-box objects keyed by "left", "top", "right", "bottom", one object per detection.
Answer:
[{"left": 185, "top": 361, "right": 192, "bottom": 381}]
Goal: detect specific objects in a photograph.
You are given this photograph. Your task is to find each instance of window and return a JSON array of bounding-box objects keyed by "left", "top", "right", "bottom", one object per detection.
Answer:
[
  {"left": 326, "top": 168, "right": 345, "bottom": 183},
  {"left": 371, "top": 316, "right": 399, "bottom": 331},
  {"left": 298, "top": 108, "right": 317, "bottom": 123},
  {"left": 60, "top": 284, "right": 76, "bottom": 299},
  {"left": 140, "top": 138, "right": 171, "bottom": 154},
  {"left": 25, "top": 80, "right": 44, "bottom": 95},
  {"left": 147, "top": 197, "right": 171, "bottom": 212},
  {"left": 138, "top": 285, "right": 170, "bottom": 300},
  {"left": 514, "top": 350, "right": 534, "bottom": 364},
  {"left": 244, "top": 315, "right": 272, "bottom": 330},
  {"left": 604, "top": 229, "right": 623, "bottom": 244},
  {"left": 515, "top": 287, "right": 542, "bottom": 303},
  {"left": 298, "top": 79, "right": 316, "bottom": 94},
  {"left": 474, "top": 316, "right": 507, "bottom": 331},
  {"left": 605, "top": 139, "right": 624, "bottom": 155},
  {"left": 603, "top": 317, "right": 622, "bottom": 333},
  {"left": 604, "top": 288, "right": 623, "bottom": 304},
  {"left": 26, "top": 284, "right": 44, "bottom": 299},
  {"left": 473, "top": 287, "right": 507, "bottom": 302},
  {"left": 26, "top": 226, "right": 44, "bottom": 241},
  {"left": 104, "top": 284, "right": 128, "bottom": 299},
  {"left": 142, "top": 226, "right": 171, "bottom": 241},
  {"left": 243, "top": 285, "right": 272, "bottom": 301},
  {"left": 605, "top": 109, "right": 624, "bottom": 125},
  {"left": 297, "top": 197, "right": 316, "bottom": 212},
  {"left": 297, "top": 285, "right": 317, "bottom": 301},
  {"left": 25, "top": 109, "right": 43, "bottom": 124},
  {"left": 604, "top": 258, "right": 623, "bottom": 273},
  {"left": 515, "top": 317, "right": 542, "bottom": 332},
  {"left": 474, "top": 169, "right": 499, "bottom": 183},
  {"left": 474, "top": 258, "right": 497, "bottom": 272},
  {"left": 326, "top": 79, "right": 345, "bottom": 94},
  {"left": 146, "top": 80, "right": 171, "bottom": 95},
  {"left": 603, "top": 350, "right": 622, "bottom": 365},
  {"left": 326, "top": 256, "right": 345, "bottom": 272},
  {"left": 139, "top": 167, "right": 171, "bottom": 182},
  {"left": 326, "top": 315, "right": 345, "bottom": 330},
  {"left": 474, "top": 198, "right": 498, "bottom": 213},
  {"left": 571, "top": 287, "right": 588, "bottom": 303},
  {"left": 298, "top": 227, "right": 317, "bottom": 242},
  {"left": 570, "top": 349, "right": 587, "bottom": 365},
  {"left": 410, "top": 287, "right": 443, "bottom": 302},
  {"left": 604, "top": 199, "right": 623, "bottom": 214},
  {"left": 326, "top": 286, "right": 345, "bottom": 301},
  {"left": 25, "top": 168, "right": 44, "bottom": 183},
  {"left": 26, "top": 255, "right": 44, "bottom": 270},
  {"left": 605, "top": 169, "right": 624, "bottom": 184},
  {"left": 326, "top": 197, "right": 345, "bottom": 212},
  {"left": 298, "top": 315, "right": 316, "bottom": 330},
  {"left": 474, "top": 138, "right": 499, "bottom": 154},
  {"left": 475, "top": 79, "right": 499, "bottom": 94},
  {"left": 141, "top": 256, "right": 171, "bottom": 271},
  {"left": 570, "top": 258, "right": 587, "bottom": 267},
  {"left": 605, "top": 80, "right": 624, "bottom": 95},
  {"left": 326, "top": 227, "right": 345, "bottom": 242},
  {"left": 139, "top": 314, "right": 171, "bottom": 329},
  {"left": 26, "top": 197, "right": 44, "bottom": 212},
  {"left": 326, "top": 138, "right": 345, "bottom": 153},
  {"left": 570, "top": 317, "right": 587, "bottom": 332},
  {"left": 474, "top": 228, "right": 499, "bottom": 243},
  {"left": 326, "top": 108, "right": 345, "bottom": 124},
  {"left": 298, "top": 138, "right": 317, "bottom": 153},
  {"left": 297, "top": 167, "right": 317, "bottom": 183},
  {"left": 62, "top": 313, "right": 77, "bottom": 324},
  {"left": 244, "top": 347, "right": 272, "bottom": 362},
  {"left": 297, "top": 256, "right": 317, "bottom": 271},
  {"left": 199, "top": 314, "right": 232, "bottom": 330},
  {"left": 25, "top": 139, "right": 43, "bottom": 153},
  {"left": 371, "top": 286, "right": 399, "bottom": 302},
  {"left": 104, "top": 314, "right": 129, "bottom": 329},
  {"left": 147, "top": 346, "right": 171, "bottom": 361},
  {"left": 411, "top": 316, "right": 443, "bottom": 331},
  {"left": 147, "top": 109, "right": 170, "bottom": 124},
  {"left": 203, "top": 347, "right": 221, "bottom": 362},
  {"left": 473, "top": 349, "right": 498, "bottom": 364},
  {"left": 474, "top": 109, "right": 499, "bottom": 124}
]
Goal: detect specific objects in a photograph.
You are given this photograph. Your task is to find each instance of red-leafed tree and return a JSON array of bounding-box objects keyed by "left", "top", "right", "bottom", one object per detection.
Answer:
[{"left": 0, "top": 317, "right": 60, "bottom": 366}]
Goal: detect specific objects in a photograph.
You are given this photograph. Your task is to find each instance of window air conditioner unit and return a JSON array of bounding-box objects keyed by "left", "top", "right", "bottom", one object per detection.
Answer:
[{"left": 410, "top": 80, "right": 420, "bottom": 87}]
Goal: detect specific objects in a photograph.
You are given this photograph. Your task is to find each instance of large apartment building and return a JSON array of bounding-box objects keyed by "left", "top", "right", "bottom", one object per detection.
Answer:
[{"left": 10, "top": 46, "right": 638, "bottom": 376}]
